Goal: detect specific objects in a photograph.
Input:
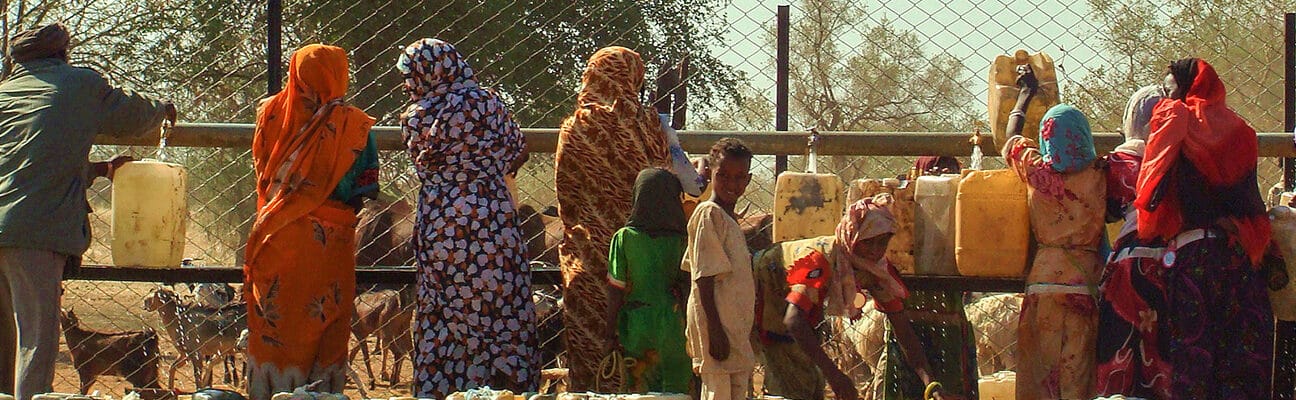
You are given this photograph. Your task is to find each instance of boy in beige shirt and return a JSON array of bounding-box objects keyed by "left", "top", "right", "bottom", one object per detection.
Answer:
[{"left": 681, "top": 138, "right": 755, "bottom": 400}]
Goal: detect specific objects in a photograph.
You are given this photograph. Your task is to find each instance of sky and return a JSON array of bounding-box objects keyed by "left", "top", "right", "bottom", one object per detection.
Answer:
[{"left": 707, "top": 0, "right": 1108, "bottom": 105}]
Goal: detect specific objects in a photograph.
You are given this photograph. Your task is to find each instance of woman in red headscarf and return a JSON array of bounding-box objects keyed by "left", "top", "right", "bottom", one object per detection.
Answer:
[
  {"left": 243, "top": 44, "right": 378, "bottom": 400},
  {"left": 1134, "top": 58, "right": 1273, "bottom": 399}
]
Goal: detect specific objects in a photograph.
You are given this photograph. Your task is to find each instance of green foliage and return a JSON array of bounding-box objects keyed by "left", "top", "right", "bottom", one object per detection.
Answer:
[{"left": 1072, "top": 0, "right": 1293, "bottom": 132}]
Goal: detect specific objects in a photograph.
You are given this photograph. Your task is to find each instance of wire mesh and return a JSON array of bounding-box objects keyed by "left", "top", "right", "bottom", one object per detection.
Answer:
[{"left": 6, "top": 0, "right": 1293, "bottom": 398}]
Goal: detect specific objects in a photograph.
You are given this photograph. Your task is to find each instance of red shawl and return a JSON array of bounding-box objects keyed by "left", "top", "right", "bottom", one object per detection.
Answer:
[{"left": 1134, "top": 59, "right": 1269, "bottom": 264}]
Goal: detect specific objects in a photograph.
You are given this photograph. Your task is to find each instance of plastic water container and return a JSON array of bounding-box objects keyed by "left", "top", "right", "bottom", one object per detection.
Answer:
[
  {"left": 111, "top": 160, "right": 188, "bottom": 268},
  {"left": 1268, "top": 206, "right": 1296, "bottom": 321},
  {"left": 988, "top": 50, "right": 1060, "bottom": 148},
  {"left": 955, "top": 169, "right": 1029, "bottom": 277},
  {"left": 914, "top": 174, "right": 960, "bottom": 275},
  {"left": 773, "top": 172, "right": 844, "bottom": 242},
  {"left": 1105, "top": 221, "right": 1123, "bottom": 245},
  {"left": 978, "top": 370, "right": 1016, "bottom": 400}
]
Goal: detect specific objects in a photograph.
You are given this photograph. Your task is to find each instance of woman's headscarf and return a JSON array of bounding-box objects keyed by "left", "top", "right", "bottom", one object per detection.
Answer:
[
  {"left": 626, "top": 168, "right": 686, "bottom": 237},
  {"left": 397, "top": 38, "right": 479, "bottom": 102},
  {"left": 560, "top": 47, "right": 667, "bottom": 162},
  {"left": 397, "top": 39, "right": 523, "bottom": 180},
  {"left": 248, "top": 44, "right": 375, "bottom": 260},
  {"left": 913, "top": 156, "right": 961, "bottom": 177},
  {"left": 1037, "top": 104, "right": 1096, "bottom": 174},
  {"left": 1121, "top": 85, "right": 1163, "bottom": 143},
  {"left": 1108, "top": 87, "right": 1161, "bottom": 212},
  {"left": 827, "top": 194, "right": 905, "bottom": 318},
  {"left": 1135, "top": 59, "right": 1270, "bottom": 264}
]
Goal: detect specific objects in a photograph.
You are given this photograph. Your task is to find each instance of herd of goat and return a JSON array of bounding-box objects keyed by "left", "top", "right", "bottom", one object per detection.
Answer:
[{"left": 59, "top": 283, "right": 422, "bottom": 394}]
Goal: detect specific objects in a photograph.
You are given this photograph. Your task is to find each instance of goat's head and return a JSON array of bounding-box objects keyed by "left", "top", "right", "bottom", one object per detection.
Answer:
[{"left": 143, "top": 288, "right": 178, "bottom": 312}]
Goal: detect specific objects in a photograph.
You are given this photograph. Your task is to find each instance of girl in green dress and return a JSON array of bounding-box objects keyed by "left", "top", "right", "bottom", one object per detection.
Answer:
[{"left": 604, "top": 168, "right": 692, "bottom": 393}]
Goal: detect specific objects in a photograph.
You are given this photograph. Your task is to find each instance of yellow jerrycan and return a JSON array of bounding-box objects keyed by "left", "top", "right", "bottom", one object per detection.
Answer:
[
  {"left": 111, "top": 160, "right": 188, "bottom": 268},
  {"left": 773, "top": 130, "right": 844, "bottom": 243},
  {"left": 988, "top": 50, "right": 1060, "bottom": 148},
  {"left": 1267, "top": 206, "right": 1296, "bottom": 321},
  {"left": 914, "top": 174, "right": 960, "bottom": 275},
  {"left": 847, "top": 178, "right": 915, "bottom": 274},
  {"left": 955, "top": 169, "right": 1029, "bottom": 277},
  {"left": 978, "top": 370, "right": 1017, "bottom": 400}
]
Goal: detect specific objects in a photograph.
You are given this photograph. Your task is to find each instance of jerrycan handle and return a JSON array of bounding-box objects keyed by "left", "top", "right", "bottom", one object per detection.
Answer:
[{"left": 806, "top": 128, "right": 820, "bottom": 173}]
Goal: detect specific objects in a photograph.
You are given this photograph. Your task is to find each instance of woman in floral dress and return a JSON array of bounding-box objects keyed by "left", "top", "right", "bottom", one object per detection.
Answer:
[{"left": 398, "top": 38, "right": 537, "bottom": 399}]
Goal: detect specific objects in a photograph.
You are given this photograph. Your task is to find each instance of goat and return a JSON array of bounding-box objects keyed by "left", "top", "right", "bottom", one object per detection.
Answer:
[
  {"left": 59, "top": 308, "right": 160, "bottom": 394},
  {"left": 179, "top": 282, "right": 241, "bottom": 385},
  {"left": 350, "top": 289, "right": 413, "bottom": 389},
  {"left": 143, "top": 287, "right": 247, "bottom": 390},
  {"left": 185, "top": 283, "right": 237, "bottom": 309}
]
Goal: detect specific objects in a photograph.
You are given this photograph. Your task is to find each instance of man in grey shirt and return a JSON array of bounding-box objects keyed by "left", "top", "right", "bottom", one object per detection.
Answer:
[{"left": 0, "top": 23, "right": 176, "bottom": 398}]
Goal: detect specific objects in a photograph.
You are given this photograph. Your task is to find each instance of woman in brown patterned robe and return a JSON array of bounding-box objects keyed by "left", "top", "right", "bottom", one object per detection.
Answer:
[{"left": 555, "top": 46, "right": 671, "bottom": 391}]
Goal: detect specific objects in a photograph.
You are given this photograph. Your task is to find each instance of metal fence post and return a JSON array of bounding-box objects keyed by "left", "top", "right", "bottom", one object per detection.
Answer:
[
  {"left": 266, "top": 0, "right": 283, "bottom": 96},
  {"left": 775, "top": 5, "right": 790, "bottom": 174},
  {"left": 673, "top": 58, "right": 688, "bottom": 130},
  {"left": 1277, "top": 12, "right": 1296, "bottom": 400}
]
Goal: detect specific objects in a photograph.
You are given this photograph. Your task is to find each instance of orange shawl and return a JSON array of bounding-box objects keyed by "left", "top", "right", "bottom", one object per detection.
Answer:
[{"left": 246, "top": 44, "right": 375, "bottom": 261}]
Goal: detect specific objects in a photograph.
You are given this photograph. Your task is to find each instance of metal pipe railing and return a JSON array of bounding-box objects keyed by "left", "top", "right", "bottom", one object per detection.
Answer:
[{"left": 95, "top": 122, "right": 1296, "bottom": 157}]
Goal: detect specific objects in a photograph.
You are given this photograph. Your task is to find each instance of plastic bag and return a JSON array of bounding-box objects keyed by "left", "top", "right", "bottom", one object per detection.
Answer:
[{"left": 659, "top": 114, "right": 704, "bottom": 196}]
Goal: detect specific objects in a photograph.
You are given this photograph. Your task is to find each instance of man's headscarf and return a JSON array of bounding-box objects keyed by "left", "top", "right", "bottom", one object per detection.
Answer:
[{"left": 9, "top": 23, "right": 70, "bottom": 63}]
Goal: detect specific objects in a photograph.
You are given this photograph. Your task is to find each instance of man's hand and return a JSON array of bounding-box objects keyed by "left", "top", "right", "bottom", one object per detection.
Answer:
[
  {"left": 106, "top": 155, "right": 135, "bottom": 180},
  {"left": 162, "top": 102, "right": 178, "bottom": 126}
]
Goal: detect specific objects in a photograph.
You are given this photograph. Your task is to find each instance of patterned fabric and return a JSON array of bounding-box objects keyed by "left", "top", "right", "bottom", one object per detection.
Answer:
[
  {"left": 753, "top": 236, "right": 835, "bottom": 345},
  {"left": 1135, "top": 59, "right": 1270, "bottom": 265},
  {"left": 1163, "top": 237, "right": 1273, "bottom": 399},
  {"left": 398, "top": 38, "right": 536, "bottom": 399},
  {"left": 555, "top": 46, "right": 670, "bottom": 391},
  {"left": 1096, "top": 248, "right": 1172, "bottom": 399},
  {"left": 881, "top": 291, "right": 978, "bottom": 400},
  {"left": 329, "top": 132, "right": 379, "bottom": 203},
  {"left": 1037, "top": 104, "right": 1097, "bottom": 174},
  {"left": 244, "top": 44, "right": 375, "bottom": 400},
  {"left": 830, "top": 195, "right": 903, "bottom": 318},
  {"left": 1096, "top": 88, "right": 1171, "bottom": 398},
  {"left": 1006, "top": 131, "right": 1105, "bottom": 400}
]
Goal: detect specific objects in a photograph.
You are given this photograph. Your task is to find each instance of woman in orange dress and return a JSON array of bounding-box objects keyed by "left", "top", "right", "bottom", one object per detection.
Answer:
[{"left": 243, "top": 44, "right": 378, "bottom": 400}]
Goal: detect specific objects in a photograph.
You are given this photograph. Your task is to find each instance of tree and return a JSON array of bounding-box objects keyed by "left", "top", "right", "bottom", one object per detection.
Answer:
[
  {"left": 786, "top": 0, "right": 976, "bottom": 133},
  {"left": 1072, "top": 0, "right": 1293, "bottom": 133},
  {"left": 289, "top": 0, "right": 740, "bottom": 126},
  {"left": 698, "top": 0, "right": 977, "bottom": 180}
]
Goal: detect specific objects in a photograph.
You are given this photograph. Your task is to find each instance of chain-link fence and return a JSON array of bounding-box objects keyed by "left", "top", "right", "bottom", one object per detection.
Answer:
[{"left": 13, "top": 0, "right": 1295, "bottom": 398}]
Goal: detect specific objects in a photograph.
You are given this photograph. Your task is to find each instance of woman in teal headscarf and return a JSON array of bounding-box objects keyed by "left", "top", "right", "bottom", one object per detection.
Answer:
[{"left": 1002, "top": 66, "right": 1105, "bottom": 400}]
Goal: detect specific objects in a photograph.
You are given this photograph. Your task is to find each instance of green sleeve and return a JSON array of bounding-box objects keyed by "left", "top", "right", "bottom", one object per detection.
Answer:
[
  {"left": 331, "top": 132, "right": 380, "bottom": 202},
  {"left": 607, "top": 229, "right": 629, "bottom": 288},
  {"left": 93, "top": 74, "right": 167, "bottom": 139}
]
